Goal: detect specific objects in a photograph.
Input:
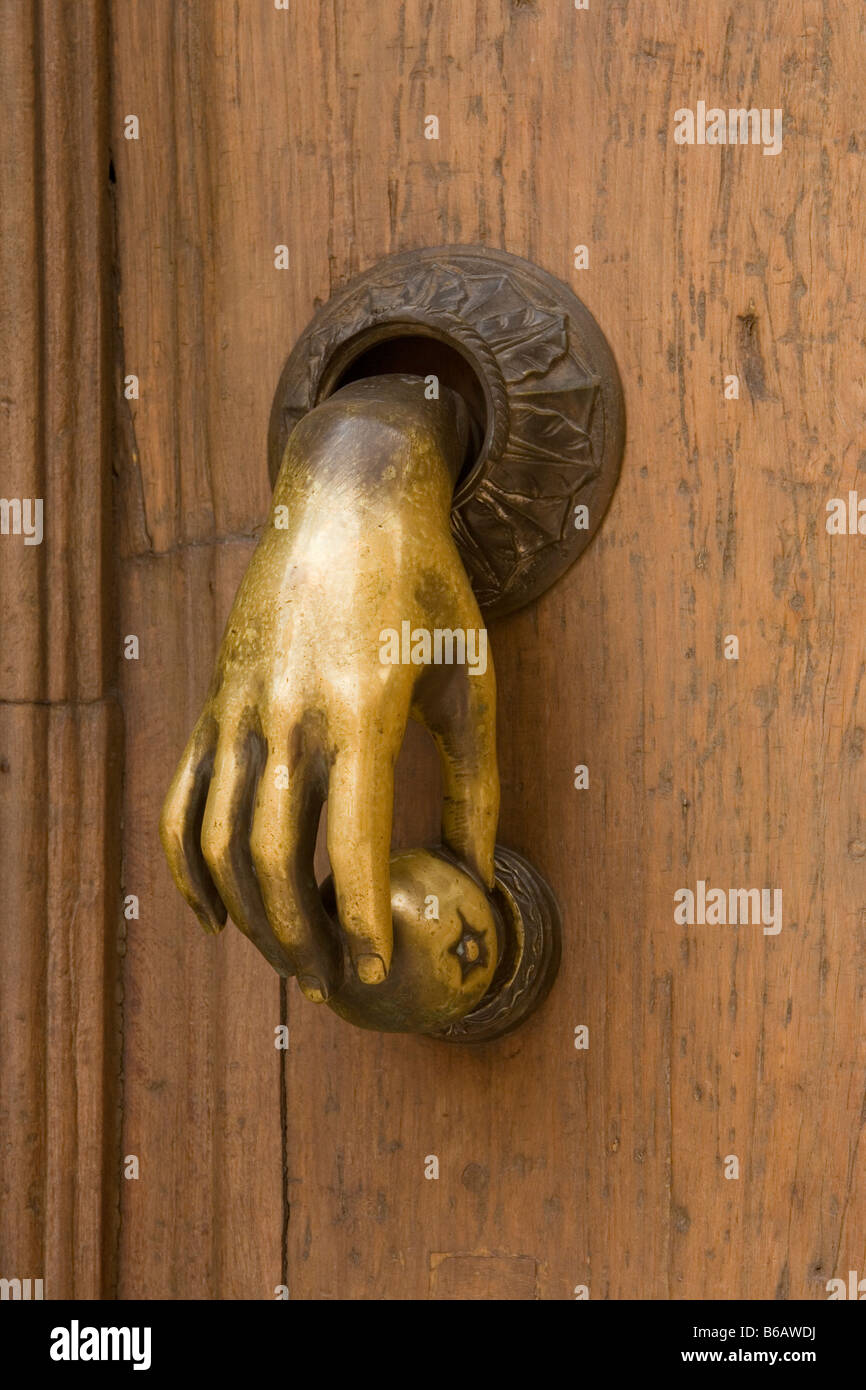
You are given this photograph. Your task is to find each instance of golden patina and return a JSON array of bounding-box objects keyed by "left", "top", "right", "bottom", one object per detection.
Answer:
[{"left": 160, "top": 375, "right": 500, "bottom": 1032}]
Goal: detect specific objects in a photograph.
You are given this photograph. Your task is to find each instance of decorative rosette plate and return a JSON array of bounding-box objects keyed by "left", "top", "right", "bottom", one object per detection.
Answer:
[{"left": 268, "top": 245, "right": 625, "bottom": 616}]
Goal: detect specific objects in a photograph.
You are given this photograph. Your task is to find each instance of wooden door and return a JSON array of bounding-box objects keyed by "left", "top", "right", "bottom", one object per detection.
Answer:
[{"left": 3, "top": 0, "right": 865, "bottom": 1301}]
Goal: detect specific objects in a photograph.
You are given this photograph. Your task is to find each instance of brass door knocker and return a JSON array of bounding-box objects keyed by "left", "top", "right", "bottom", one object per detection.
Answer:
[{"left": 161, "top": 247, "right": 624, "bottom": 1040}]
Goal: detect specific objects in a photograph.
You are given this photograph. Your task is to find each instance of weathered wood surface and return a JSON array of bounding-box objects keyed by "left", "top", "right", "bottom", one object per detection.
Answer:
[
  {"left": 4, "top": 0, "right": 863, "bottom": 1300},
  {"left": 112, "top": 0, "right": 866, "bottom": 1302},
  {"left": 0, "top": 0, "right": 120, "bottom": 1299}
]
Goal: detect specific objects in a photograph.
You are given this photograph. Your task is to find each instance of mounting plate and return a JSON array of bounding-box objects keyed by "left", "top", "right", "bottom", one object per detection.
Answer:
[{"left": 268, "top": 245, "right": 625, "bottom": 617}]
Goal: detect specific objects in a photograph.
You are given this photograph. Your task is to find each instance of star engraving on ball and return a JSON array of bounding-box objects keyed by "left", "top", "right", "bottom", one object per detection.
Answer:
[{"left": 449, "top": 909, "right": 490, "bottom": 981}]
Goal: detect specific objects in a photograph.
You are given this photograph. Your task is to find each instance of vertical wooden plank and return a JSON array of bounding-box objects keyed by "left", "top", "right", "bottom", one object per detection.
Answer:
[
  {"left": 0, "top": 707, "right": 49, "bottom": 1286},
  {"left": 0, "top": 0, "right": 114, "bottom": 703},
  {"left": 0, "top": 703, "right": 122, "bottom": 1301},
  {"left": 43, "top": 704, "right": 123, "bottom": 1297},
  {"left": 116, "top": 544, "right": 284, "bottom": 1298},
  {"left": 0, "top": 2, "right": 42, "bottom": 701},
  {"left": 0, "top": 0, "right": 120, "bottom": 1298},
  {"left": 109, "top": 1, "right": 286, "bottom": 1297}
]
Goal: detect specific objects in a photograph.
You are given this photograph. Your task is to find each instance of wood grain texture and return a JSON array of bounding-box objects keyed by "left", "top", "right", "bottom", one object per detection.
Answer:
[
  {"left": 0, "top": 0, "right": 120, "bottom": 1299},
  {"left": 116, "top": 544, "right": 284, "bottom": 1299},
  {"left": 0, "top": 703, "right": 122, "bottom": 1298},
  {"left": 106, "top": 0, "right": 866, "bottom": 1300},
  {"left": 0, "top": 0, "right": 114, "bottom": 704}
]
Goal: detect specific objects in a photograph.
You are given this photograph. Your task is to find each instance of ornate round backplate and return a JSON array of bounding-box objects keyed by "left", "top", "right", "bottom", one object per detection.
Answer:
[
  {"left": 268, "top": 245, "right": 625, "bottom": 617},
  {"left": 434, "top": 844, "right": 562, "bottom": 1044}
]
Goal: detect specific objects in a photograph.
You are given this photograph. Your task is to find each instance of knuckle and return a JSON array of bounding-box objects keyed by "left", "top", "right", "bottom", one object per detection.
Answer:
[{"left": 250, "top": 833, "right": 285, "bottom": 884}]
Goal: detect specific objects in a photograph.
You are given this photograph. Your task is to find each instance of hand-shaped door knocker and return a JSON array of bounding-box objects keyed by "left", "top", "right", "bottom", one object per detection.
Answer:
[{"left": 161, "top": 247, "right": 624, "bottom": 1040}]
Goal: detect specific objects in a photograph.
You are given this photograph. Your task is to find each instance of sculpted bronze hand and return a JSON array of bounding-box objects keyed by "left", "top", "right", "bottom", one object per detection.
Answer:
[{"left": 160, "top": 377, "right": 501, "bottom": 1025}]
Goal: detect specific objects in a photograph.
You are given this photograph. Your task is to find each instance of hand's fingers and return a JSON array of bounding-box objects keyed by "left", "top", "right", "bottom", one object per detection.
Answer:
[
  {"left": 413, "top": 657, "right": 500, "bottom": 890},
  {"left": 251, "top": 735, "right": 339, "bottom": 1004},
  {"left": 326, "top": 700, "right": 409, "bottom": 984},
  {"left": 160, "top": 715, "right": 227, "bottom": 933},
  {"left": 200, "top": 722, "right": 295, "bottom": 976}
]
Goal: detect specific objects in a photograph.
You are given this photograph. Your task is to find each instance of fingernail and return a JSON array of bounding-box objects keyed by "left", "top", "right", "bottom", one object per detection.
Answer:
[
  {"left": 355, "top": 953, "right": 387, "bottom": 985},
  {"left": 299, "top": 975, "right": 328, "bottom": 1004}
]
